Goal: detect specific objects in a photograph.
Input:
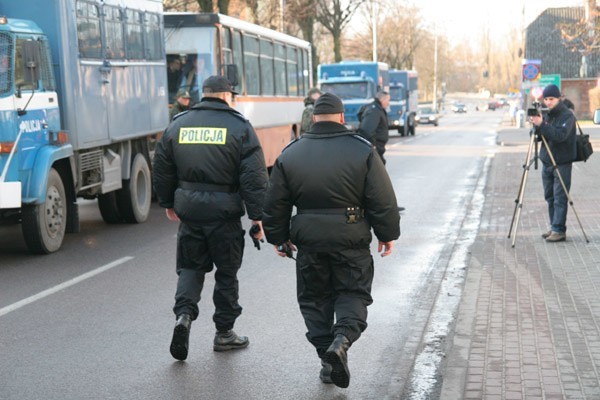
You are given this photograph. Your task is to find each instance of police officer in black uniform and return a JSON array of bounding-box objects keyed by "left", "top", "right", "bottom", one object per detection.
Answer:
[
  {"left": 153, "top": 75, "right": 268, "bottom": 361},
  {"left": 262, "top": 93, "right": 400, "bottom": 388},
  {"left": 357, "top": 90, "right": 391, "bottom": 164}
]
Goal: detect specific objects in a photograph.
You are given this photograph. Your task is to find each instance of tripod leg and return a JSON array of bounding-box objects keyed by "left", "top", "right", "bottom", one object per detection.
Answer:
[
  {"left": 539, "top": 135, "right": 589, "bottom": 243},
  {"left": 509, "top": 134, "right": 536, "bottom": 246}
]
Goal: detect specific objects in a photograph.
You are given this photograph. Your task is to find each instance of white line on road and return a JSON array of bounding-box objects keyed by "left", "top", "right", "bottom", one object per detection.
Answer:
[{"left": 0, "top": 256, "right": 134, "bottom": 317}]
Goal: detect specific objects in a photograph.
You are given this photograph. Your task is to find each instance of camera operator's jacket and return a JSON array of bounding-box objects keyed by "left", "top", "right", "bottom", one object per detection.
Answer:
[
  {"left": 153, "top": 97, "right": 268, "bottom": 224},
  {"left": 262, "top": 121, "right": 400, "bottom": 252},
  {"left": 536, "top": 101, "right": 577, "bottom": 165}
]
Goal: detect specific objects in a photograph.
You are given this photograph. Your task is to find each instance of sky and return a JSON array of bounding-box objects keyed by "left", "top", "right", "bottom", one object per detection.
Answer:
[{"left": 416, "top": 0, "right": 585, "bottom": 47}]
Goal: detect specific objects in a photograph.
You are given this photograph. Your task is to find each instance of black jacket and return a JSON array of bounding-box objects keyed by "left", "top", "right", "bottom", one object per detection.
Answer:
[
  {"left": 263, "top": 121, "right": 400, "bottom": 252},
  {"left": 357, "top": 98, "right": 389, "bottom": 156},
  {"left": 537, "top": 101, "right": 577, "bottom": 165},
  {"left": 153, "top": 97, "right": 269, "bottom": 224}
]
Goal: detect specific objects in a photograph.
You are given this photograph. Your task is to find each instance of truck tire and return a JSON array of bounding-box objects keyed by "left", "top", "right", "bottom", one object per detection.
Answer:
[
  {"left": 398, "top": 124, "right": 407, "bottom": 137},
  {"left": 98, "top": 192, "right": 122, "bottom": 224},
  {"left": 117, "top": 153, "right": 151, "bottom": 223},
  {"left": 22, "top": 168, "right": 67, "bottom": 254}
]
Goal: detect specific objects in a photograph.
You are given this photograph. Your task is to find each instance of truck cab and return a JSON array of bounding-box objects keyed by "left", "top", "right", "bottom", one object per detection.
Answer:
[
  {"left": 389, "top": 69, "right": 418, "bottom": 136},
  {"left": 318, "top": 61, "right": 389, "bottom": 130}
]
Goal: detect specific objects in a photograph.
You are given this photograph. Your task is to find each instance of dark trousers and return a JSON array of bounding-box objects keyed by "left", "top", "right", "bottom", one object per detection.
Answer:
[
  {"left": 174, "top": 220, "right": 245, "bottom": 332},
  {"left": 295, "top": 248, "right": 374, "bottom": 358},
  {"left": 542, "top": 163, "right": 572, "bottom": 234}
]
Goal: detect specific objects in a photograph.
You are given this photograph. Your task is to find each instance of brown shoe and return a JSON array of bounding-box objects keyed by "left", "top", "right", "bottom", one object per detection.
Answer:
[
  {"left": 545, "top": 232, "right": 566, "bottom": 242},
  {"left": 541, "top": 230, "right": 552, "bottom": 239}
]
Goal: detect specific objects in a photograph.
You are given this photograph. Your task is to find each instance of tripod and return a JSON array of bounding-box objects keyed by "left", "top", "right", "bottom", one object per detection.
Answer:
[{"left": 508, "top": 128, "right": 589, "bottom": 247}]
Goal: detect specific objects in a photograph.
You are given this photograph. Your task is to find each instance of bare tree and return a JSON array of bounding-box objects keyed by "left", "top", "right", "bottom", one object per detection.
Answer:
[
  {"left": 287, "top": 0, "right": 319, "bottom": 81},
  {"left": 316, "top": 0, "right": 363, "bottom": 61}
]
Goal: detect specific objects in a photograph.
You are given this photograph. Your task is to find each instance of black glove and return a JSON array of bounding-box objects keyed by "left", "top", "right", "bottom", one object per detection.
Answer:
[{"left": 249, "top": 224, "right": 263, "bottom": 250}]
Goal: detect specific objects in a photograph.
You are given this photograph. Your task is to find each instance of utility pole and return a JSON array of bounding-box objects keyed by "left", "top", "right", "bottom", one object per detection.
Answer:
[
  {"left": 372, "top": 0, "right": 377, "bottom": 62},
  {"left": 433, "top": 23, "right": 438, "bottom": 111}
]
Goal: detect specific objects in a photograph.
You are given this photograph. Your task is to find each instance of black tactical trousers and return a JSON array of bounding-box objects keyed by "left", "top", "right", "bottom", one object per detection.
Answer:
[
  {"left": 295, "top": 248, "right": 374, "bottom": 358},
  {"left": 174, "top": 220, "right": 245, "bottom": 332}
]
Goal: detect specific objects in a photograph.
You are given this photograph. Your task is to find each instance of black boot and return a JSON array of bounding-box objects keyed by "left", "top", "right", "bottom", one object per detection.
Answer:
[
  {"left": 213, "top": 330, "right": 249, "bottom": 352},
  {"left": 324, "top": 334, "right": 351, "bottom": 388},
  {"left": 319, "top": 359, "right": 333, "bottom": 384},
  {"left": 170, "top": 313, "right": 191, "bottom": 361}
]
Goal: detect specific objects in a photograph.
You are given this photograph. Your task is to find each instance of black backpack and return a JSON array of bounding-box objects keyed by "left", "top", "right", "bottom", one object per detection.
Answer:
[{"left": 357, "top": 104, "right": 369, "bottom": 122}]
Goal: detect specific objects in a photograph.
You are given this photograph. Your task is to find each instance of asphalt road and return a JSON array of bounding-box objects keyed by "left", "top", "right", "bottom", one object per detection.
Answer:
[{"left": 0, "top": 109, "right": 505, "bottom": 400}]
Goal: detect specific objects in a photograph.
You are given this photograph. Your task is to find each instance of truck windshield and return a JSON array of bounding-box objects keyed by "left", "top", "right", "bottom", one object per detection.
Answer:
[
  {"left": 0, "top": 33, "right": 13, "bottom": 96},
  {"left": 389, "top": 86, "right": 403, "bottom": 101},
  {"left": 320, "top": 82, "right": 370, "bottom": 100}
]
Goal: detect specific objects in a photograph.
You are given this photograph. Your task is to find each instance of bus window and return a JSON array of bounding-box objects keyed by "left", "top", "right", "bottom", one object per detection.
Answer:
[
  {"left": 260, "top": 39, "right": 274, "bottom": 96},
  {"left": 232, "top": 30, "right": 245, "bottom": 95},
  {"left": 286, "top": 47, "right": 298, "bottom": 96},
  {"left": 103, "top": 5, "right": 124, "bottom": 60},
  {"left": 76, "top": 1, "right": 102, "bottom": 59},
  {"left": 301, "top": 48, "right": 309, "bottom": 96},
  {"left": 222, "top": 27, "right": 232, "bottom": 65},
  {"left": 243, "top": 35, "right": 259, "bottom": 95},
  {"left": 274, "top": 43, "right": 286, "bottom": 96}
]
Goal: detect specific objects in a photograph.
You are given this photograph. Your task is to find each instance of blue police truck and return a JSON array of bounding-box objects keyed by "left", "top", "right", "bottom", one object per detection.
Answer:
[
  {"left": 0, "top": 0, "right": 168, "bottom": 254},
  {"left": 389, "top": 69, "right": 418, "bottom": 136},
  {"left": 318, "top": 61, "right": 389, "bottom": 130}
]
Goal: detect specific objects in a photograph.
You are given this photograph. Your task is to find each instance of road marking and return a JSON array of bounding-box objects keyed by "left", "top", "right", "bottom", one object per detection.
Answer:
[{"left": 0, "top": 256, "right": 134, "bottom": 317}]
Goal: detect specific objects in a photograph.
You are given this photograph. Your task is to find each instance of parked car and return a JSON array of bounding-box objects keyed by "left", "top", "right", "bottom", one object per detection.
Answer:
[
  {"left": 415, "top": 105, "right": 439, "bottom": 126},
  {"left": 451, "top": 102, "right": 467, "bottom": 113}
]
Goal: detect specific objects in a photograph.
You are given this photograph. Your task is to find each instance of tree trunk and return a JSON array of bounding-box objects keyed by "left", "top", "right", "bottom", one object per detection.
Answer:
[
  {"left": 217, "top": 0, "right": 230, "bottom": 14},
  {"left": 196, "top": 0, "right": 213, "bottom": 12}
]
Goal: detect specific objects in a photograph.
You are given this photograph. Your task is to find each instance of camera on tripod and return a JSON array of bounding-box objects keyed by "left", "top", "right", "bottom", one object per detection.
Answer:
[{"left": 527, "top": 100, "right": 548, "bottom": 117}]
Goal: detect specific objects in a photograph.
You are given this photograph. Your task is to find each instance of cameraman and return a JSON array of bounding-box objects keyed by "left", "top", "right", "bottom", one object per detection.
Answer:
[{"left": 529, "top": 84, "right": 577, "bottom": 242}]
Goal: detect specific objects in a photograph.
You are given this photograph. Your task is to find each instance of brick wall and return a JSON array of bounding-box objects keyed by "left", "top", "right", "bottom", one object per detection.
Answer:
[{"left": 562, "top": 79, "right": 599, "bottom": 120}]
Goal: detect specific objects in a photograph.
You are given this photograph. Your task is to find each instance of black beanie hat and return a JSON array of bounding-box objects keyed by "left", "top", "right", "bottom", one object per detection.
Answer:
[
  {"left": 313, "top": 92, "right": 344, "bottom": 115},
  {"left": 542, "top": 84, "right": 561, "bottom": 98}
]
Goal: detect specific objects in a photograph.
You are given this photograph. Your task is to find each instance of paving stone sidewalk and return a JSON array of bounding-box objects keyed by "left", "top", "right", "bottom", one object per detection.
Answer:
[{"left": 440, "top": 126, "right": 600, "bottom": 399}]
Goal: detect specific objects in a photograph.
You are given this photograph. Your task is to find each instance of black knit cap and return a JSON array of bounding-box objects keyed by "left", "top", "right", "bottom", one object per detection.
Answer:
[
  {"left": 313, "top": 92, "right": 344, "bottom": 115},
  {"left": 542, "top": 84, "right": 561, "bottom": 99},
  {"left": 202, "top": 75, "right": 239, "bottom": 94}
]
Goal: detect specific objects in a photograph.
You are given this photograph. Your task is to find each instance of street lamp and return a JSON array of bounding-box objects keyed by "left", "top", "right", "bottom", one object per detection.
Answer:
[{"left": 372, "top": 0, "right": 377, "bottom": 62}]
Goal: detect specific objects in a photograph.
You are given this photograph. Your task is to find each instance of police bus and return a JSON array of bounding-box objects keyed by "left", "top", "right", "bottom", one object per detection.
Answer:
[{"left": 164, "top": 13, "right": 312, "bottom": 167}]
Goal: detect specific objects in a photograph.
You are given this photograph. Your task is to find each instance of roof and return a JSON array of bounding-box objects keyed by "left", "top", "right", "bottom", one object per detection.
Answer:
[{"left": 524, "top": 7, "right": 600, "bottom": 79}]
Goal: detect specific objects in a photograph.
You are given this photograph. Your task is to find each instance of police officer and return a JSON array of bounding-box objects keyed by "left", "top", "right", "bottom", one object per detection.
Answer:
[
  {"left": 153, "top": 75, "right": 269, "bottom": 361},
  {"left": 357, "top": 90, "right": 391, "bottom": 164},
  {"left": 262, "top": 93, "right": 400, "bottom": 388}
]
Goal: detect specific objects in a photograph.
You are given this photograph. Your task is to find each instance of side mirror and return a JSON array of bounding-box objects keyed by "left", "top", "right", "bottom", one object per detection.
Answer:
[
  {"left": 224, "top": 64, "right": 239, "bottom": 88},
  {"left": 21, "top": 40, "right": 41, "bottom": 86},
  {"left": 594, "top": 108, "right": 600, "bottom": 124}
]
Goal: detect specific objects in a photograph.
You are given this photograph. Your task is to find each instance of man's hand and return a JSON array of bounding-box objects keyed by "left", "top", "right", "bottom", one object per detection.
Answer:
[
  {"left": 166, "top": 208, "right": 180, "bottom": 222},
  {"left": 249, "top": 221, "right": 264, "bottom": 250},
  {"left": 378, "top": 241, "right": 394, "bottom": 257},
  {"left": 274, "top": 241, "right": 297, "bottom": 259},
  {"left": 529, "top": 114, "right": 543, "bottom": 127}
]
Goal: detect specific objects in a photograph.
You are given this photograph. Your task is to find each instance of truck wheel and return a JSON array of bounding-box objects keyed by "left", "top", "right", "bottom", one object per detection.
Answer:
[
  {"left": 398, "top": 125, "right": 406, "bottom": 137},
  {"left": 117, "top": 153, "right": 151, "bottom": 223},
  {"left": 98, "top": 192, "right": 123, "bottom": 224},
  {"left": 22, "top": 168, "right": 67, "bottom": 254}
]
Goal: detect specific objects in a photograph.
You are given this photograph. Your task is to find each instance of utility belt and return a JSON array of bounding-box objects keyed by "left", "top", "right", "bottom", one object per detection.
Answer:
[
  {"left": 179, "top": 180, "right": 238, "bottom": 193},
  {"left": 297, "top": 207, "right": 364, "bottom": 224}
]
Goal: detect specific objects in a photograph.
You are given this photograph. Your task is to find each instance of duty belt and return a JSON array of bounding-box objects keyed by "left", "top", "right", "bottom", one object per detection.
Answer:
[
  {"left": 297, "top": 207, "right": 364, "bottom": 224},
  {"left": 179, "top": 180, "right": 237, "bottom": 193}
]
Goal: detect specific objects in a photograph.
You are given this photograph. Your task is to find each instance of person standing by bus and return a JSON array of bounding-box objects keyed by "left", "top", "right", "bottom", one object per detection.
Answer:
[
  {"left": 153, "top": 75, "right": 269, "bottom": 361},
  {"left": 300, "top": 87, "right": 322, "bottom": 135},
  {"left": 168, "top": 89, "right": 191, "bottom": 122}
]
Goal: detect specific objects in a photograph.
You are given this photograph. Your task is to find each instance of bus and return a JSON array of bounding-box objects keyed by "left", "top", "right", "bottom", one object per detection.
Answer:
[{"left": 164, "top": 13, "right": 312, "bottom": 167}]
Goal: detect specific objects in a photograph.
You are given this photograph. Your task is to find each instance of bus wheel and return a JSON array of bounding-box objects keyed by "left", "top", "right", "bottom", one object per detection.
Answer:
[
  {"left": 98, "top": 191, "right": 123, "bottom": 224},
  {"left": 117, "top": 153, "right": 151, "bottom": 223},
  {"left": 22, "top": 168, "right": 67, "bottom": 254}
]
